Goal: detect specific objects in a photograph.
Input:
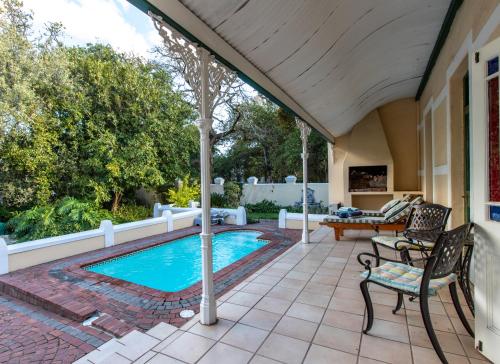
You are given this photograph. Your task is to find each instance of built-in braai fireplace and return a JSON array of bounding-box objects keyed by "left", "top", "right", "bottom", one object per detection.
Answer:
[{"left": 349, "top": 165, "right": 387, "bottom": 192}]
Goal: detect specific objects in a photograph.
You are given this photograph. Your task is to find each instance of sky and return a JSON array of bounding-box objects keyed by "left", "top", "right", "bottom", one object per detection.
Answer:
[{"left": 22, "top": 0, "right": 161, "bottom": 59}]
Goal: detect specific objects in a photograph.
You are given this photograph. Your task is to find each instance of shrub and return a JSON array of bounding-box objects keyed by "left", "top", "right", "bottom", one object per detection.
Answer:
[
  {"left": 245, "top": 200, "right": 281, "bottom": 213},
  {"left": 211, "top": 193, "right": 227, "bottom": 208},
  {"left": 7, "top": 197, "right": 112, "bottom": 242},
  {"left": 166, "top": 176, "right": 200, "bottom": 207},
  {"left": 112, "top": 204, "right": 151, "bottom": 223},
  {"left": 0, "top": 205, "right": 14, "bottom": 222},
  {"left": 224, "top": 182, "right": 241, "bottom": 207}
]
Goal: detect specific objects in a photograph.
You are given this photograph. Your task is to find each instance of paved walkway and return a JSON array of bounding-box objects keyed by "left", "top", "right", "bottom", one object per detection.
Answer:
[
  {"left": 76, "top": 227, "right": 489, "bottom": 364},
  {"left": 0, "top": 293, "right": 110, "bottom": 363}
]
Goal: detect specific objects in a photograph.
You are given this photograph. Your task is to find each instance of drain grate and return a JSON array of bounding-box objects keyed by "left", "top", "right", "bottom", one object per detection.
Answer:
[{"left": 180, "top": 310, "right": 195, "bottom": 318}]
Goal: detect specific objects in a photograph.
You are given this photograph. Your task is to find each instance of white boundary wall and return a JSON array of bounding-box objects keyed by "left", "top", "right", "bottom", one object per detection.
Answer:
[
  {"left": 278, "top": 209, "right": 328, "bottom": 231},
  {"left": 0, "top": 206, "right": 245, "bottom": 274}
]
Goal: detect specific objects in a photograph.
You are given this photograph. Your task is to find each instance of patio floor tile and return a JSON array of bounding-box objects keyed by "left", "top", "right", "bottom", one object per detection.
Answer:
[
  {"left": 295, "top": 291, "right": 331, "bottom": 308},
  {"left": 198, "top": 342, "right": 253, "bottom": 364},
  {"left": 265, "top": 285, "right": 301, "bottom": 301},
  {"left": 286, "top": 302, "right": 325, "bottom": 323},
  {"left": 322, "top": 309, "right": 364, "bottom": 332},
  {"left": 249, "top": 355, "right": 282, "bottom": 364},
  {"left": 188, "top": 318, "right": 235, "bottom": 340},
  {"left": 257, "top": 333, "right": 309, "bottom": 364},
  {"left": 227, "top": 291, "right": 263, "bottom": 307},
  {"left": 220, "top": 323, "right": 268, "bottom": 352},
  {"left": 146, "top": 353, "right": 184, "bottom": 364},
  {"left": 161, "top": 332, "right": 215, "bottom": 364},
  {"left": 239, "top": 308, "right": 282, "bottom": 331},
  {"left": 273, "top": 315, "right": 318, "bottom": 342},
  {"left": 304, "top": 344, "right": 357, "bottom": 364},
  {"left": 360, "top": 334, "right": 412, "bottom": 364},
  {"left": 313, "top": 324, "right": 361, "bottom": 354},
  {"left": 367, "top": 319, "right": 409, "bottom": 344},
  {"left": 217, "top": 302, "right": 251, "bottom": 321},
  {"left": 240, "top": 282, "right": 273, "bottom": 295},
  {"left": 255, "top": 296, "right": 291, "bottom": 315},
  {"left": 411, "top": 345, "right": 470, "bottom": 364},
  {"left": 408, "top": 326, "right": 465, "bottom": 355}
]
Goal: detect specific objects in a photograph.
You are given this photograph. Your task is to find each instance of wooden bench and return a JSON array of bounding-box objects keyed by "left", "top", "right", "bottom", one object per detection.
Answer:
[{"left": 320, "top": 221, "right": 406, "bottom": 241}]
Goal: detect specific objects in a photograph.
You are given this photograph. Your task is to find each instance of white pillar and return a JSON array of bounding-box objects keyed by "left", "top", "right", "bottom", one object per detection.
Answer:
[
  {"left": 197, "top": 49, "right": 217, "bottom": 325},
  {"left": 296, "top": 119, "right": 311, "bottom": 244},
  {"left": 100, "top": 220, "right": 114, "bottom": 248},
  {"left": 150, "top": 12, "right": 236, "bottom": 326}
]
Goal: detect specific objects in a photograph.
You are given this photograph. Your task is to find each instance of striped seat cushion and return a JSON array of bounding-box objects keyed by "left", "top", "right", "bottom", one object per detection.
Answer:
[
  {"left": 323, "top": 216, "right": 386, "bottom": 224},
  {"left": 361, "top": 261, "right": 456, "bottom": 296},
  {"left": 371, "top": 236, "right": 434, "bottom": 250}
]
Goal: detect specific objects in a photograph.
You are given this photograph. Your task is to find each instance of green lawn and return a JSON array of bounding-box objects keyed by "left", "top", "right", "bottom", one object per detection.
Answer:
[{"left": 247, "top": 212, "right": 279, "bottom": 221}]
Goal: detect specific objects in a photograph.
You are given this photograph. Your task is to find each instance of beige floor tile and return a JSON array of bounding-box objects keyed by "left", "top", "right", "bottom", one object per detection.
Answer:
[
  {"left": 252, "top": 274, "right": 282, "bottom": 285},
  {"left": 147, "top": 353, "right": 184, "bottom": 364},
  {"left": 254, "top": 296, "right": 291, "bottom": 315},
  {"left": 310, "top": 273, "right": 340, "bottom": 286},
  {"left": 227, "top": 291, "right": 263, "bottom": 307},
  {"left": 286, "top": 302, "right": 325, "bottom": 323},
  {"left": 295, "top": 291, "right": 331, "bottom": 308},
  {"left": 261, "top": 268, "right": 289, "bottom": 278},
  {"left": 265, "top": 285, "right": 301, "bottom": 301},
  {"left": 161, "top": 332, "right": 215, "bottom": 364},
  {"left": 240, "top": 282, "right": 273, "bottom": 295},
  {"left": 198, "top": 342, "right": 253, "bottom": 364},
  {"left": 333, "top": 286, "right": 364, "bottom": 302},
  {"left": 357, "top": 357, "right": 387, "bottom": 364},
  {"left": 371, "top": 303, "right": 407, "bottom": 324},
  {"left": 367, "top": 319, "right": 409, "bottom": 344},
  {"left": 285, "top": 270, "right": 313, "bottom": 281},
  {"left": 458, "top": 334, "right": 488, "bottom": 360},
  {"left": 277, "top": 277, "right": 307, "bottom": 289},
  {"left": 217, "top": 302, "right": 251, "bottom": 321},
  {"left": 146, "top": 322, "right": 178, "bottom": 341},
  {"left": 369, "top": 291, "right": 399, "bottom": 307},
  {"left": 329, "top": 296, "right": 366, "bottom": 315},
  {"left": 249, "top": 355, "right": 282, "bottom": 364},
  {"left": 411, "top": 345, "right": 469, "bottom": 364},
  {"left": 273, "top": 316, "right": 318, "bottom": 342},
  {"left": 360, "top": 335, "right": 412, "bottom": 364},
  {"left": 220, "top": 323, "right": 269, "bottom": 352},
  {"left": 450, "top": 316, "right": 474, "bottom": 336},
  {"left": 408, "top": 326, "right": 465, "bottom": 355},
  {"left": 304, "top": 344, "right": 357, "bottom": 364},
  {"left": 117, "top": 331, "right": 160, "bottom": 361},
  {"left": 93, "top": 352, "right": 131, "bottom": 364},
  {"left": 272, "top": 262, "right": 295, "bottom": 270},
  {"left": 404, "top": 297, "right": 447, "bottom": 316},
  {"left": 133, "top": 351, "right": 156, "bottom": 364},
  {"left": 257, "top": 333, "right": 309, "bottom": 364},
  {"left": 322, "top": 309, "right": 364, "bottom": 332},
  {"left": 405, "top": 309, "right": 455, "bottom": 333},
  {"left": 188, "top": 318, "right": 235, "bottom": 340},
  {"left": 303, "top": 281, "right": 336, "bottom": 295},
  {"left": 444, "top": 302, "right": 474, "bottom": 320},
  {"left": 337, "top": 277, "right": 364, "bottom": 289},
  {"left": 239, "top": 308, "right": 282, "bottom": 331},
  {"left": 152, "top": 331, "right": 184, "bottom": 353},
  {"left": 313, "top": 324, "right": 361, "bottom": 354}
]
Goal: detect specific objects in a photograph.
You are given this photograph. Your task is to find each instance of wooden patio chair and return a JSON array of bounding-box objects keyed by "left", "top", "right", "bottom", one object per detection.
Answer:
[
  {"left": 357, "top": 223, "right": 473, "bottom": 364},
  {"left": 371, "top": 204, "right": 451, "bottom": 266}
]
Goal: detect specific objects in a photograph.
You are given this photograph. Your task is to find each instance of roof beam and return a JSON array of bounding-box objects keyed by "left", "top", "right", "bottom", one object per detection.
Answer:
[{"left": 127, "top": 0, "right": 335, "bottom": 143}]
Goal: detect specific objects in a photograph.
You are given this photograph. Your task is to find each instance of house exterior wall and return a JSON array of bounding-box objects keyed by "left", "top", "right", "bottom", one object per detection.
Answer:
[{"left": 417, "top": 1, "right": 499, "bottom": 227}]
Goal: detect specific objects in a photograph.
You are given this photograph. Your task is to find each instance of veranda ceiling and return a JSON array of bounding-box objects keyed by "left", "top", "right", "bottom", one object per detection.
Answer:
[{"left": 147, "top": 0, "right": 451, "bottom": 139}]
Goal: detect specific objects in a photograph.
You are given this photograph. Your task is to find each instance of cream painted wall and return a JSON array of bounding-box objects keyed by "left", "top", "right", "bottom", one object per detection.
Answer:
[
  {"left": 434, "top": 174, "right": 449, "bottom": 208},
  {"left": 8, "top": 236, "right": 105, "bottom": 271},
  {"left": 330, "top": 98, "right": 420, "bottom": 207},
  {"left": 417, "top": 0, "right": 499, "bottom": 219},
  {"left": 433, "top": 101, "right": 448, "bottom": 167},
  {"left": 114, "top": 223, "right": 166, "bottom": 245},
  {"left": 240, "top": 183, "right": 328, "bottom": 206},
  {"left": 379, "top": 98, "right": 419, "bottom": 191}
]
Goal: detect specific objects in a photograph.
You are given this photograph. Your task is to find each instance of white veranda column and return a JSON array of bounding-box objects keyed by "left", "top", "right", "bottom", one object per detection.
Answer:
[
  {"left": 296, "top": 119, "right": 311, "bottom": 244},
  {"left": 151, "top": 13, "right": 236, "bottom": 325}
]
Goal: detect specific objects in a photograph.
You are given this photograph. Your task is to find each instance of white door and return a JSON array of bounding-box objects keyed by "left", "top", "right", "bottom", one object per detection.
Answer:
[{"left": 471, "top": 36, "right": 500, "bottom": 363}]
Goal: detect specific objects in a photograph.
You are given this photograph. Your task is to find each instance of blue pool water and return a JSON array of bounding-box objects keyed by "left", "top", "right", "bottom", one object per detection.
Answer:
[{"left": 85, "top": 230, "right": 267, "bottom": 292}]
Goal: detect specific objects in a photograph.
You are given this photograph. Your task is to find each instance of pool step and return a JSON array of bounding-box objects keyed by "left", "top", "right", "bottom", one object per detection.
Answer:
[
  {"left": 92, "top": 313, "right": 134, "bottom": 338},
  {"left": 0, "top": 278, "right": 96, "bottom": 322}
]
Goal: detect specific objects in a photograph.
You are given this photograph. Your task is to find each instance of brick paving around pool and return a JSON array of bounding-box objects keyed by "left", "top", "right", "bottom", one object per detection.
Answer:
[{"left": 0, "top": 222, "right": 301, "bottom": 363}]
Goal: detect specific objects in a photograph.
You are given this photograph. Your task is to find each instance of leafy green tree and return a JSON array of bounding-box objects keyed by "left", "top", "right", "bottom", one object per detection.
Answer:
[{"left": 166, "top": 176, "right": 200, "bottom": 207}]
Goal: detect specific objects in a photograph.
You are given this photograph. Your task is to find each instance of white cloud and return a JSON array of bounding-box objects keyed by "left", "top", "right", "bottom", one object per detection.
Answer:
[{"left": 23, "top": 0, "right": 156, "bottom": 58}]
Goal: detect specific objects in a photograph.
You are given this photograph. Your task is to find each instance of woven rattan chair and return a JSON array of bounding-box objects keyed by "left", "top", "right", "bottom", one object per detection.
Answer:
[
  {"left": 371, "top": 204, "right": 451, "bottom": 266},
  {"left": 358, "top": 223, "right": 473, "bottom": 364}
]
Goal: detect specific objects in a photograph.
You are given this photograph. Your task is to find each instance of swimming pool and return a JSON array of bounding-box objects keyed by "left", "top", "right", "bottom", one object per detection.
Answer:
[{"left": 85, "top": 230, "right": 267, "bottom": 292}]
